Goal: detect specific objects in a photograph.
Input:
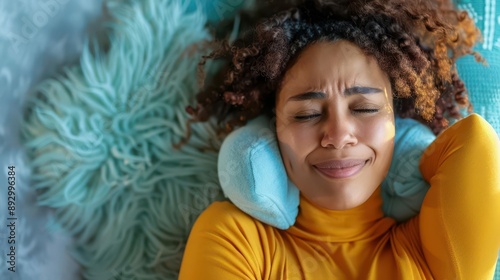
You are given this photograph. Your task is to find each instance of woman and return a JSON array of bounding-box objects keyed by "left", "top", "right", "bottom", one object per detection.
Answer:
[{"left": 179, "top": 0, "right": 500, "bottom": 278}]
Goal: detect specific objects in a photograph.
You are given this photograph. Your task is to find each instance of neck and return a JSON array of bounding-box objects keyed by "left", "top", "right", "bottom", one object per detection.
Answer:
[{"left": 287, "top": 187, "right": 395, "bottom": 242}]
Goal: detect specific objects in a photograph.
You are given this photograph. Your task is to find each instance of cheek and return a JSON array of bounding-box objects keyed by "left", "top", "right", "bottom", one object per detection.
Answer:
[
  {"left": 366, "top": 119, "right": 394, "bottom": 144},
  {"left": 360, "top": 116, "right": 395, "bottom": 165},
  {"left": 276, "top": 124, "right": 317, "bottom": 171}
]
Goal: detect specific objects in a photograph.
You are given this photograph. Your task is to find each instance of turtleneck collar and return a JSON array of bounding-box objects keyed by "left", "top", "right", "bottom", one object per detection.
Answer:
[{"left": 286, "top": 187, "right": 395, "bottom": 242}]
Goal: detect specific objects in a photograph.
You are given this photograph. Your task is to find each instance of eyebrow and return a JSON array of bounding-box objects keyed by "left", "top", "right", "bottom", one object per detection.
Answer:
[{"left": 287, "top": 86, "right": 384, "bottom": 102}]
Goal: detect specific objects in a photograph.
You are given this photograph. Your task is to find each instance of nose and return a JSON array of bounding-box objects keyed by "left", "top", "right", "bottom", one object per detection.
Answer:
[{"left": 320, "top": 114, "right": 358, "bottom": 149}]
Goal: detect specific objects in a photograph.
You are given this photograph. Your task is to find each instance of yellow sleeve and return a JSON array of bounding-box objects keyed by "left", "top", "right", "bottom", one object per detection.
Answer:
[
  {"left": 178, "top": 201, "right": 265, "bottom": 280},
  {"left": 419, "top": 114, "right": 500, "bottom": 279}
]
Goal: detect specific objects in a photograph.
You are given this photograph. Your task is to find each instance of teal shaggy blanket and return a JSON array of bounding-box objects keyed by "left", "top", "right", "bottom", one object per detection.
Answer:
[{"left": 20, "top": 0, "right": 243, "bottom": 278}]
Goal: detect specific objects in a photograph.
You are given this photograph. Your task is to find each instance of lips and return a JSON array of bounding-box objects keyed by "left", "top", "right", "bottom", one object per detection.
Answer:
[{"left": 314, "top": 159, "right": 367, "bottom": 179}]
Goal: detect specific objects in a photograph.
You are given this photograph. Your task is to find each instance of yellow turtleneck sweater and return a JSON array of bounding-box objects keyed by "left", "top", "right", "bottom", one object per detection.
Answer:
[{"left": 179, "top": 114, "right": 500, "bottom": 279}]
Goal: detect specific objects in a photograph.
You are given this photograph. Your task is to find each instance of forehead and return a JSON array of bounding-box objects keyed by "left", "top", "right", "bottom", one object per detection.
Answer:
[
  {"left": 279, "top": 40, "right": 388, "bottom": 91},
  {"left": 283, "top": 40, "right": 380, "bottom": 81},
  {"left": 297, "top": 40, "right": 369, "bottom": 64}
]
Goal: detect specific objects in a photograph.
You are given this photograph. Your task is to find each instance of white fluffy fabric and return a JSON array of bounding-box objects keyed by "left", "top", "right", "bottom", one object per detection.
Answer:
[{"left": 0, "top": 0, "right": 103, "bottom": 278}]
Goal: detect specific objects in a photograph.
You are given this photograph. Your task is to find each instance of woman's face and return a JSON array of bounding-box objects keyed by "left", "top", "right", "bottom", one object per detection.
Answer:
[{"left": 275, "top": 40, "right": 395, "bottom": 210}]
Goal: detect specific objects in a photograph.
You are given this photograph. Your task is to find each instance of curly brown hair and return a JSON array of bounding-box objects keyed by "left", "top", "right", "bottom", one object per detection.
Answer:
[{"left": 187, "top": 0, "right": 481, "bottom": 136}]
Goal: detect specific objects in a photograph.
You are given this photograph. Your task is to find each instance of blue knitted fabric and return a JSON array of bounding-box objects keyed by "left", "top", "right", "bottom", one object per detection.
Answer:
[{"left": 455, "top": 0, "right": 500, "bottom": 135}]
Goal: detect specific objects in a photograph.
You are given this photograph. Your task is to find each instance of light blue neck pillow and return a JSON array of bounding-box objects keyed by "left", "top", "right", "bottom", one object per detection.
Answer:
[{"left": 218, "top": 114, "right": 435, "bottom": 229}]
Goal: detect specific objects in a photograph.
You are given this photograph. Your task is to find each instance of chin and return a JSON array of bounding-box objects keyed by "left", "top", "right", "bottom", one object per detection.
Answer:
[{"left": 304, "top": 180, "right": 379, "bottom": 210}]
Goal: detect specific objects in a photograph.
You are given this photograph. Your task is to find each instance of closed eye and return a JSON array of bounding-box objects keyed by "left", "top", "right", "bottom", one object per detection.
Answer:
[
  {"left": 294, "top": 108, "right": 379, "bottom": 121},
  {"left": 294, "top": 114, "right": 321, "bottom": 121},
  {"left": 353, "top": 108, "right": 379, "bottom": 114}
]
